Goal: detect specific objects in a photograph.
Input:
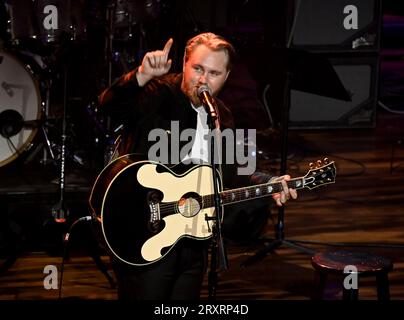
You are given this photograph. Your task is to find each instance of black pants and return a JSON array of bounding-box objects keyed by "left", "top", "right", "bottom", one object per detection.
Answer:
[{"left": 111, "top": 239, "right": 207, "bottom": 300}]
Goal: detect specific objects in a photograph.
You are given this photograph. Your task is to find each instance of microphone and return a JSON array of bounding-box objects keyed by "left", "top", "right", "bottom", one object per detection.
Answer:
[{"left": 197, "top": 85, "right": 217, "bottom": 120}]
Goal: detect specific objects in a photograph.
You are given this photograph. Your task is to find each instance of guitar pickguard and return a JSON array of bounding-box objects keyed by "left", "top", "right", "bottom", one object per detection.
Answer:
[{"left": 137, "top": 163, "right": 216, "bottom": 262}]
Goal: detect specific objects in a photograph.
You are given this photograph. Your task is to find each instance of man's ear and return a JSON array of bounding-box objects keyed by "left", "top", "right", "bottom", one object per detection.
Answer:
[{"left": 182, "top": 56, "right": 186, "bottom": 72}]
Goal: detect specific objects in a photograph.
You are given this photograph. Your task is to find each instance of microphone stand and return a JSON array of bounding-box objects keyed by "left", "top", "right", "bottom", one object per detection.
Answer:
[{"left": 203, "top": 97, "right": 228, "bottom": 300}]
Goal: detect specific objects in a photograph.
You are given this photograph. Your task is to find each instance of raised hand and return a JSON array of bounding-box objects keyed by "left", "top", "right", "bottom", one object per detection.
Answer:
[{"left": 137, "top": 38, "right": 173, "bottom": 86}]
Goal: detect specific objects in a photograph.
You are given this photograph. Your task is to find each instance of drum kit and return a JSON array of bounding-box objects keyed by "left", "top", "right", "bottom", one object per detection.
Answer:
[
  {"left": 1, "top": 0, "right": 88, "bottom": 170},
  {"left": 0, "top": 0, "right": 167, "bottom": 170},
  {"left": 0, "top": 0, "right": 169, "bottom": 233},
  {"left": 0, "top": 1, "right": 167, "bottom": 281}
]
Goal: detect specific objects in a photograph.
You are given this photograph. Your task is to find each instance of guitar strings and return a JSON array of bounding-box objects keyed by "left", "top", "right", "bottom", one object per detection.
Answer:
[
  {"left": 147, "top": 165, "right": 334, "bottom": 216},
  {"left": 156, "top": 180, "right": 297, "bottom": 216}
]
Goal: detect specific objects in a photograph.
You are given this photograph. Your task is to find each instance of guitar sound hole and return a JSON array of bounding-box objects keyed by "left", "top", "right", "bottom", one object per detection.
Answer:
[{"left": 178, "top": 192, "right": 201, "bottom": 218}]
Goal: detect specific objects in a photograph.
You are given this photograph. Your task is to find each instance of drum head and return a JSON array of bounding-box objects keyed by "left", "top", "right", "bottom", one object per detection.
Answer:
[{"left": 0, "top": 51, "right": 41, "bottom": 167}]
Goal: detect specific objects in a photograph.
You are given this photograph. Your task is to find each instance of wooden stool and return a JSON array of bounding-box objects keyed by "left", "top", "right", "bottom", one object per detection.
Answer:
[{"left": 311, "top": 250, "right": 393, "bottom": 300}]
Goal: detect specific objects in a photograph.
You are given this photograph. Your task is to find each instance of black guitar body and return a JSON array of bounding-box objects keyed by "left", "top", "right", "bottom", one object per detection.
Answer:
[{"left": 90, "top": 154, "right": 219, "bottom": 266}]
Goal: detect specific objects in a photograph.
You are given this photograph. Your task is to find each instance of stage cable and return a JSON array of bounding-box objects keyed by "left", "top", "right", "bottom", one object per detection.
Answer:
[
  {"left": 58, "top": 215, "right": 93, "bottom": 300},
  {"left": 378, "top": 100, "right": 404, "bottom": 114}
]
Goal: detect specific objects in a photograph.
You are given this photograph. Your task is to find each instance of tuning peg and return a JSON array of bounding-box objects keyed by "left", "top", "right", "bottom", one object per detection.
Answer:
[
  {"left": 323, "top": 157, "right": 329, "bottom": 164},
  {"left": 309, "top": 162, "right": 315, "bottom": 169},
  {"left": 316, "top": 160, "right": 323, "bottom": 167}
]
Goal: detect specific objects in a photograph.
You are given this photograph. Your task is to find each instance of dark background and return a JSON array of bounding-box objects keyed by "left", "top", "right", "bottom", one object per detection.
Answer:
[{"left": 2, "top": 0, "right": 402, "bottom": 145}]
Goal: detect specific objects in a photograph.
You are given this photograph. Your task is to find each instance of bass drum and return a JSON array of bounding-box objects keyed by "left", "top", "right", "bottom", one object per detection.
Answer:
[{"left": 0, "top": 51, "right": 41, "bottom": 167}]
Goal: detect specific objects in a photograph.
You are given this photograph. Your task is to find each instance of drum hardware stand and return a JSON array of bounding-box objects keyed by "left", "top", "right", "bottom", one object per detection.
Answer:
[
  {"left": 21, "top": 118, "right": 55, "bottom": 165},
  {"left": 39, "top": 78, "right": 55, "bottom": 165},
  {"left": 103, "top": 1, "right": 118, "bottom": 142},
  {"left": 51, "top": 66, "right": 69, "bottom": 224},
  {"left": 49, "top": 64, "right": 115, "bottom": 288},
  {"left": 106, "top": 1, "right": 116, "bottom": 87},
  {"left": 103, "top": 1, "right": 129, "bottom": 162},
  {"left": 22, "top": 81, "right": 56, "bottom": 166}
]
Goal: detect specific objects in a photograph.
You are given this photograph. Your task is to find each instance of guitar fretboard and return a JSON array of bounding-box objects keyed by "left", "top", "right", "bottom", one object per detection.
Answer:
[
  {"left": 202, "top": 178, "right": 305, "bottom": 208},
  {"left": 157, "top": 160, "right": 335, "bottom": 217}
]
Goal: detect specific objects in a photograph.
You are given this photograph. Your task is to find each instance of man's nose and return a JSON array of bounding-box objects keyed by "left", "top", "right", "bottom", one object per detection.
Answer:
[{"left": 198, "top": 73, "right": 208, "bottom": 83}]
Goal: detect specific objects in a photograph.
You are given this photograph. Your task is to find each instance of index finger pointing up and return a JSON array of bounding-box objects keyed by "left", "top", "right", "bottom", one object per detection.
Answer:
[{"left": 163, "top": 38, "right": 173, "bottom": 54}]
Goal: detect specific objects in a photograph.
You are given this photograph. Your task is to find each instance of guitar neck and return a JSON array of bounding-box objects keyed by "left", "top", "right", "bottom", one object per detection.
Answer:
[{"left": 202, "top": 177, "right": 305, "bottom": 208}]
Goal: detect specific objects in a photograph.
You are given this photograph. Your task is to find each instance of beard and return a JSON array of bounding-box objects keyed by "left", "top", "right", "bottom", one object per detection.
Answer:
[{"left": 181, "top": 78, "right": 203, "bottom": 106}]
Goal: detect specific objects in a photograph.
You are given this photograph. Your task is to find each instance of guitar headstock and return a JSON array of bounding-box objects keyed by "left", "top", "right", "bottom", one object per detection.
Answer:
[{"left": 303, "top": 158, "right": 336, "bottom": 190}]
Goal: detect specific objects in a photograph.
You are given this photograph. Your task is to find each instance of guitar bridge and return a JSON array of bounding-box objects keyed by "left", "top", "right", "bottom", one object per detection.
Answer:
[
  {"left": 148, "top": 201, "right": 162, "bottom": 233},
  {"left": 147, "top": 190, "right": 163, "bottom": 233},
  {"left": 149, "top": 201, "right": 160, "bottom": 223}
]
